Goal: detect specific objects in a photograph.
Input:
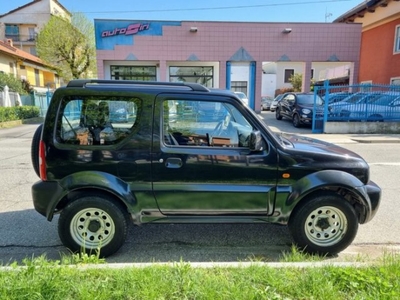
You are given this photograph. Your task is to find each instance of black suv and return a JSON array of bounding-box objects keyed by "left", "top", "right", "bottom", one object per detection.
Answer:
[
  {"left": 31, "top": 80, "right": 381, "bottom": 257},
  {"left": 275, "top": 92, "right": 324, "bottom": 128}
]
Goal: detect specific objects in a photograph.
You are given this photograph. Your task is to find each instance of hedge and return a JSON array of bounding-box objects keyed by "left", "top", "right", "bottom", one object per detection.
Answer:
[{"left": 0, "top": 106, "right": 40, "bottom": 123}]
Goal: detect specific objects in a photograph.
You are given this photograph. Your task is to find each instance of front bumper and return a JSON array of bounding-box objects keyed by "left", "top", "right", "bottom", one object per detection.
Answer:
[{"left": 362, "top": 180, "right": 381, "bottom": 223}]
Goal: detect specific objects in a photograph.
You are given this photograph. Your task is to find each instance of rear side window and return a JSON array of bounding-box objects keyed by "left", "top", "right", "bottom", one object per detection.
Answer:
[{"left": 57, "top": 96, "right": 140, "bottom": 145}]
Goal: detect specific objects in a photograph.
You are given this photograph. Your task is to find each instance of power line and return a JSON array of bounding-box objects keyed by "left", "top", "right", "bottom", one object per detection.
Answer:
[
  {"left": 76, "top": 0, "right": 353, "bottom": 14},
  {"left": 2, "top": 0, "right": 351, "bottom": 15}
]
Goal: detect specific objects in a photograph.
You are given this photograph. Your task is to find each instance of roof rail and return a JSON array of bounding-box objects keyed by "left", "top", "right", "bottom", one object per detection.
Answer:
[{"left": 66, "top": 79, "right": 210, "bottom": 92}]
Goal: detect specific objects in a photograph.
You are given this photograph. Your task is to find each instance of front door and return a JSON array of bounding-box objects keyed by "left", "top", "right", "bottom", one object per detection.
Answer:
[{"left": 151, "top": 95, "right": 278, "bottom": 216}]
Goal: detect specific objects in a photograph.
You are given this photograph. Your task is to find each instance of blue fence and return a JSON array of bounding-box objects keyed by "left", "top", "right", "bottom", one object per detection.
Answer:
[
  {"left": 33, "top": 91, "right": 53, "bottom": 117},
  {"left": 312, "top": 81, "right": 400, "bottom": 133}
]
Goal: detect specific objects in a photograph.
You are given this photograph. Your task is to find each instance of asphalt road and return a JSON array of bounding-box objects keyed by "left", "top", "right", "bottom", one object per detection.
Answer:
[{"left": 0, "top": 118, "right": 399, "bottom": 264}]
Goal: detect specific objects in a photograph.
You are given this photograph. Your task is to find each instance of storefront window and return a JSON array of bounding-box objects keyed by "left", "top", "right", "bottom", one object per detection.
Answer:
[
  {"left": 231, "top": 81, "right": 247, "bottom": 94},
  {"left": 169, "top": 66, "right": 213, "bottom": 87},
  {"left": 110, "top": 66, "right": 156, "bottom": 81}
]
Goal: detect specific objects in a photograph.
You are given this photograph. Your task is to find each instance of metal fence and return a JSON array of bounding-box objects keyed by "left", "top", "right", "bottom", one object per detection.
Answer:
[
  {"left": 32, "top": 91, "right": 53, "bottom": 117},
  {"left": 312, "top": 81, "right": 400, "bottom": 133}
]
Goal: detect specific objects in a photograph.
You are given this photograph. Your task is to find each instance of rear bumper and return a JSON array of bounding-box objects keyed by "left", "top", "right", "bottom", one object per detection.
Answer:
[{"left": 32, "top": 180, "right": 64, "bottom": 221}]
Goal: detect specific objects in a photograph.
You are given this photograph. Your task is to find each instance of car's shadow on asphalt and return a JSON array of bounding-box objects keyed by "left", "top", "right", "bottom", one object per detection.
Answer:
[{"left": 0, "top": 209, "right": 307, "bottom": 264}]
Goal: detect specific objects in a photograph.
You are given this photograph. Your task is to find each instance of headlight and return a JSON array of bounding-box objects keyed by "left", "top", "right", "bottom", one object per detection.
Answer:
[{"left": 302, "top": 108, "right": 311, "bottom": 114}]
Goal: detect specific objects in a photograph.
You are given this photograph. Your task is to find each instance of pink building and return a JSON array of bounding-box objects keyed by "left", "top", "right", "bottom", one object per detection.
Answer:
[{"left": 94, "top": 20, "right": 362, "bottom": 111}]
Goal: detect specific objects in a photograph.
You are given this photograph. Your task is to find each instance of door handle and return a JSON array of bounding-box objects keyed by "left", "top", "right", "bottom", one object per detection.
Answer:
[{"left": 165, "top": 157, "right": 183, "bottom": 168}]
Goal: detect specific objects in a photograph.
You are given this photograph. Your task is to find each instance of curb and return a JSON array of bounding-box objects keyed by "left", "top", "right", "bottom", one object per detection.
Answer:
[
  {"left": 0, "top": 261, "right": 373, "bottom": 272},
  {"left": 0, "top": 117, "right": 43, "bottom": 128}
]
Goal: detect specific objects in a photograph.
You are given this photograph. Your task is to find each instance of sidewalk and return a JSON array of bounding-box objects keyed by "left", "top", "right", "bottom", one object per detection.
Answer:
[
  {"left": 259, "top": 112, "right": 400, "bottom": 144},
  {"left": 300, "top": 133, "right": 400, "bottom": 144}
]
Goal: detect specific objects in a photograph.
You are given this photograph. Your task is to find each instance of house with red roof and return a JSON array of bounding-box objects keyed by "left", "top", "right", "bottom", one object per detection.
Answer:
[
  {"left": 0, "top": 0, "right": 70, "bottom": 90},
  {"left": 0, "top": 0, "right": 70, "bottom": 55},
  {"left": 0, "top": 38, "right": 60, "bottom": 89}
]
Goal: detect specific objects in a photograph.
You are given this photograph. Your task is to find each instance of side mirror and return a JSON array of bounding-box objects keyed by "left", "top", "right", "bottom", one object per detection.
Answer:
[{"left": 249, "top": 131, "right": 263, "bottom": 151}]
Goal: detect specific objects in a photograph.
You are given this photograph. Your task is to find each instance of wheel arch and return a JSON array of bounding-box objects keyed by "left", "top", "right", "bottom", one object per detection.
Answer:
[
  {"left": 56, "top": 187, "right": 130, "bottom": 219},
  {"left": 274, "top": 170, "right": 372, "bottom": 224},
  {"left": 47, "top": 171, "right": 137, "bottom": 221}
]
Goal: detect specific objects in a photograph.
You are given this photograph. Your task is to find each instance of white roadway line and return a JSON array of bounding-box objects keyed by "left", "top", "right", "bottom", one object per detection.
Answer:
[{"left": 369, "top": 162, "right": 400, "bottom": 166}]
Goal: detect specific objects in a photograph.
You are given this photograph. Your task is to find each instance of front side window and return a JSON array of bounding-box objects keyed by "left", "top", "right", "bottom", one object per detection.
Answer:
[
  {"left": 394, "top": 25, "right": 400, "bottom": 54},
  {"left": 163, "top": 100, "right": 253, "bottom": 148},
  {"left": 110, "top": 66, "right": 156, "bottom": 81},
  {"left": 57, "top": 96, "right": 140, "bottom": 146}
]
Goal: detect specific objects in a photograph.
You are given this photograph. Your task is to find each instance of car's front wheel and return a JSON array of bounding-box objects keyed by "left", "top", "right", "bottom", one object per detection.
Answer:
[
  {"left": 58, "top": 193, "right": 129, "bottom": 257},
  {"left": 288, "top": 192, "right": 358, "bottom": 255},
  {"left": 275, "top": 108, "right": 282, "bottom": 120},
  {"left": 292, "top": 114, "right": 301, "bottom": 128}
]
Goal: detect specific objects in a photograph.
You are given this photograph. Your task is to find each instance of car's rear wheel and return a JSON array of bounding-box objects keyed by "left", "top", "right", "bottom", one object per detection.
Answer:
[
  {"left": 367, "top": 114, "right": 384, "bottom": 122},
  {"left": 31, "top": 124, "right": 43, "bottom": 178},
  {"left": 292, "top": 114, "right": 301, "bottom": 128},
  {"left": 58, "top": 193, "right": 129, "bottom": 257},
  {"left": 275, "top": 108, "right": 282, "bottom": 120},
  {"left": 288, "top": 192, "right": 358, "bottom": 255}
]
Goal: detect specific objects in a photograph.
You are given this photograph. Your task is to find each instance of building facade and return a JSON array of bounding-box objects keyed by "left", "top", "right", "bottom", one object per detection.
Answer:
[
  {"left": 94, "top": 20, "right": 361, "bottom": 110},
  {"left": 0, "top": 39, "right": 60, "bottom": 90},
  {"left": 0, "top": 0, "right": 70, "bottom": 55},
  {"left": 335, "top": 0, "right": 400, "bottom": 85}
]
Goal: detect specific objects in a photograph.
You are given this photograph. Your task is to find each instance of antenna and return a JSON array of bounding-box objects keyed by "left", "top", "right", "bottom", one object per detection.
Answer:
[{"left": 325, "top": 7, "right": 332, "bottom": 22}]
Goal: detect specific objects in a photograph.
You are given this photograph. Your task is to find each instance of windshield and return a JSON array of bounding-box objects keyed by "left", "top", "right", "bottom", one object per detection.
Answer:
[
  {"left": 297, "top": 94, "right": 323, "bottom": 106},
  {"left": 235, "top": 92, "right": 247, "bottom": 100}
]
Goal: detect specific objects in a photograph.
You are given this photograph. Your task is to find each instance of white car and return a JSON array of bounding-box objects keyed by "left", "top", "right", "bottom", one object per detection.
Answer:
[
  {"left": 270, "top": 94, "right": 284, "bottom": 112},
  {"left": 234, "top": 92, "right": 249, "bottom": 106}
]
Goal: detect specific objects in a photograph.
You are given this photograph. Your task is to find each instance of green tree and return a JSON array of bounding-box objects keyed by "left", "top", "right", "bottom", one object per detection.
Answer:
[
  {"left": 0, "top": 73, "right": 27, "bottom": 94},
  {"left": 289, "top": 73, "right": 316, "bottom": 92},
  {"left": 36, "top": 13, "right": 97, "bottom": 81},
  {"left": 289, "top": 73, "right": 303, "bottom": 92}
]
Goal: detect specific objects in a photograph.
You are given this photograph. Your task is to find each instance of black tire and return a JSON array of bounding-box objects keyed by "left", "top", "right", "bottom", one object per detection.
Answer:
[
  {"left": 58, "top": 194, "right": 129, "bottom": 257},
  {"left": 275, "top": 108, "right": 282, "bottom": 120},
  {"left": 288, "top": 192, "right": 358, "bottom": 255},
  {"left": 292, "top": 114, "right": 301, "bottom": 128},
  {"left": 31, "top": 124, "right": 43, "bottom": 178},
  {"left": 367, "top": 114, "right": 384, "bottom": 122}
]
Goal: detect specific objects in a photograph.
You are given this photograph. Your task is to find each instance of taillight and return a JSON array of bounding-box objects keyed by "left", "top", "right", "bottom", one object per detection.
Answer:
[{"left": 39, "top": 140, "right": 47, "bottom": 181}]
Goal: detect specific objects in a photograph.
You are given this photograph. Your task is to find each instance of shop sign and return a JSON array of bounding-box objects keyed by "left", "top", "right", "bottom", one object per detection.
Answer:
[{"left": 101, "top": 23, "right": 150, "bottom": 38}]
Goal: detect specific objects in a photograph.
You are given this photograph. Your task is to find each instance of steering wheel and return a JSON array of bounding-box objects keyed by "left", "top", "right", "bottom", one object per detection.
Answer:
[{"left": 212, "top": 115, "right": 231, "bottom": 137}]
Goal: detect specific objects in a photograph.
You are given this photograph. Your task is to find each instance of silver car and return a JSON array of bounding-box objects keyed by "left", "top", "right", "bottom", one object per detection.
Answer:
[
  {"left": 269, "top": 94, "right": 284, "bottom": 112},
  {"left": 261, "top": 96, "right": 273, "bottom": 111}
]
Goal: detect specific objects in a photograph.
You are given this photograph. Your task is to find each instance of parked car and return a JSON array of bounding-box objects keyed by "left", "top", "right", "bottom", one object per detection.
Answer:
[
  {"left": 328, "top": 92, "right": 387, "bottom": 120},
  {"left": 275, "top": 92, "right": 324, "bottom": 127},
  {"left": 234, "top": 91, "right": 249, "bottom": 106},
  {"left": 324, "top": 92, "right": 353, "bottom": 103},
  {"left": 30, "top": 79, "right": 381, "bottom": 257},
  {"left": 269, "top": 94, "right": 284, "bottom": 112},
  {"left": 333, "top": 93, "right": 400, "bottom": 121},
  {"left": 261, "top": 96, "right": 273, "bottom": 111}
]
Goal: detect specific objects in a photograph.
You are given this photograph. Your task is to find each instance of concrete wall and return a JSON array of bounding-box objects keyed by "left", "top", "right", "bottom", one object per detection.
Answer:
[{"left": 325, "top": 122, "right": 400, "bottom": 134}]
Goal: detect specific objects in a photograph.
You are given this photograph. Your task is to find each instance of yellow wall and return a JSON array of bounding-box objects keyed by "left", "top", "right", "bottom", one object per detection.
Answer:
[{"left": 18, "top": 63, "right": 59, "bottom": 88}]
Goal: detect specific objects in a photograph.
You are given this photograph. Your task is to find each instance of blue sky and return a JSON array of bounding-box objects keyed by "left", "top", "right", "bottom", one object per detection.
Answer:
[{"left": 1, "top": 0, "right": 363, "bottom": 23}]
